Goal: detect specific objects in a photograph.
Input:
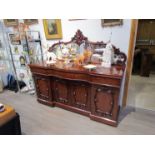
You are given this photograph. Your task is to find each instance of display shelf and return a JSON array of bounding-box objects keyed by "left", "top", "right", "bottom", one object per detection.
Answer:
[
  {"left": 14, "top": 67, "right": 27, "bottom": 70},
  {"left": 27, "top": 39, "right": 41, "bottom": 42},
  {"left": 0, "top": 59, "right": 10, "bottom": 61},
  {"left": 7, "top": 31, "right": 43, "bottom": 93},
  {"left": 0, "top": 21, "right": 14, "bottom": 82}
]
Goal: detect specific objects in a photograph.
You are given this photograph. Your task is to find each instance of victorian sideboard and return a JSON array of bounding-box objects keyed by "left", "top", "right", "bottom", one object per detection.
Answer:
[{"left": 29, "top": 30, "right": 126, "bottom": 126}]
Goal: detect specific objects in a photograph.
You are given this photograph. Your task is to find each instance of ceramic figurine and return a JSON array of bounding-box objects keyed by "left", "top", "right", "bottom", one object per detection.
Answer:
[
  {"left": 69, "top": 44, "right": 79, "bottom": 55},
  {"left": 61, "top": 45, "right": 69, "bottom": 58},
  {"left": 19, "top": 72, "right": 25, "bottom": 80},
  {"left": 102, "top": 43, "right": 114, "bottom": 68},
  {"left": 46, "top": 52, "right": 57, "bottom": 64},
  {"left": 79, "top": 42, "right": 85, "bottom": 54},
  {"left": 56, "top": 50, "right": 62, "bottom": 60},
  {"left": 28, "top": 79, "right": 34, "bottom": 89},
  {"left": 14, "top": 46, "right": 19, "bottom": 53}
]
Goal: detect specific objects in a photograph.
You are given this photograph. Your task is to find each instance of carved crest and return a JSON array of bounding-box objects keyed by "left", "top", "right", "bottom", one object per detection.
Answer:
[{"left": 71, "top": 29, "right": 88, "bottom": 45}]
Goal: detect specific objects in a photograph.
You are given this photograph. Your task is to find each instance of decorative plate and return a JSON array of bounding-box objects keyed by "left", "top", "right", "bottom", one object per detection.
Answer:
[{"left": 83, "top": 64, "right": 97, "bottom": 70}]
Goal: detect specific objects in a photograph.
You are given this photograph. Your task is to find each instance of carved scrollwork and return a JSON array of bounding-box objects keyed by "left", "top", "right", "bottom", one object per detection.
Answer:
[
  {"left": 48, "top": 29, "right": 127, "bottom": 65},
  {"left": 71, "top": 30, "right": 88, "bottom": 45}
]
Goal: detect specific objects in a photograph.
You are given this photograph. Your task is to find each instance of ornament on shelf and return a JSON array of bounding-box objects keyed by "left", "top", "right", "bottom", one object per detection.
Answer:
[
  {"left": 28, "top": 79, "right": 34, "bottom": 90},
  {"left": 46, "top": 52, "right": 57, "bottom": 64},
  {"left": 101, "top": 43, "right": 114, "bottom": 68},
  {"left": 79, "top": 42, "right": 85, "bottom": 54},
  {"left": 61, "top": 45, "right": 69, "bottom": 58},
  {"left": 19, "top": 55, "right": 26, "bottom": 66},
  {"left": 14, "top": 46, "right": 19, "bottom": 53},
  {"left": 19, "top": 72, "right": 25, "bottom": 80}
]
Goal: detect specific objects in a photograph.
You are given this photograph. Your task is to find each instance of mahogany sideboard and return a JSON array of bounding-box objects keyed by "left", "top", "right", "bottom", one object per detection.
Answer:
[
  {"left": 29, "top": 30, "right": 126, "bottom": 126},
  {"left": 29, "top": 61, "right": 125, "bottom": 126}
]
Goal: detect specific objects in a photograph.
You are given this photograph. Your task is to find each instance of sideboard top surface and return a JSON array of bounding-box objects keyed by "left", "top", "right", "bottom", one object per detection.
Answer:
[{"left": 29, "top": 61, "right": 125, "bottom": 79}]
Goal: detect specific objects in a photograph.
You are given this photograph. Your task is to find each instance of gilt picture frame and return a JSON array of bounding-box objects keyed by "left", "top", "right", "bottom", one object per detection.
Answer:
[
  {"left": 43, "top": 19, "right": 62, "bottom": 40},
  {"left": 101, "top": 19, "right": 123, "bottom": 27},
  {"left": 4, "top": 19, "right": 18, "bottom": 27}
]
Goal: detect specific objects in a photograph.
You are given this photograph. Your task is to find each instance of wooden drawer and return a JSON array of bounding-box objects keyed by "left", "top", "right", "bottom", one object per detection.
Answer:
[
  {"left": 90, "top": 76, "right": 121, "bottom": 88},
  {"left": 31, "top": 67, "right": 48, "bottom": 75}
]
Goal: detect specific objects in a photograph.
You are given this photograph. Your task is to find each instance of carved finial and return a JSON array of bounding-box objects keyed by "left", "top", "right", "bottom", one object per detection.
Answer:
[{"left": 71, "top": 29, "right": 88, "bottom": 45}]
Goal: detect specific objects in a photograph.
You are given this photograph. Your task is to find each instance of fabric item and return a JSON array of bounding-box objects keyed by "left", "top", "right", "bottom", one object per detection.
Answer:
[
  {"left": 0, "top": 104, "right": 16, "bottom": 127},
  {"left": 5, "top": 74, "right": 26, "bottom": 92}
]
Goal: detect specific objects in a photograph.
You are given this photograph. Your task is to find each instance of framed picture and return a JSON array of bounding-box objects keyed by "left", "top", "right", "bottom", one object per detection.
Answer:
[
  {"left": 4, "top": 19, "right": 18, "bottom": 27},
  {"left": 101, "top": 19, "right": 123, "bottom": 27},
  {"left": 69, "top": 19, "right": 86, "bottom": 21},
  {"left": 24, "top": 19, "right": 38, "bottom": 25},
  {"left": 43, "top": 19, "right": 62, "bottom": 40},
  {"left": 9, "top": 34, "right": 21, "bottom": 45}
]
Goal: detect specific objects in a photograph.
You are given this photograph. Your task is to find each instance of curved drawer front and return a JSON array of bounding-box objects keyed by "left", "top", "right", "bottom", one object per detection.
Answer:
[
  {"left": 47, "top": 69, "right": 88, "bottom": 81},
  {"left": 89, "top": 76, "right": 121, "bottom": 88},
  {"left": 31, "top": 67, "right": 48, "bottom": 75},
  {"left": 31, "top": 67, "right": 121, "bottom": 88},
  {"left": 47, "top": 69, "right": 121, "bottom": 88}
]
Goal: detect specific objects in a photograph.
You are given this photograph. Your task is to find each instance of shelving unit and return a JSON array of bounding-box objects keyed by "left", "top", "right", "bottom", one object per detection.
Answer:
[
  {"left": 7, "top": 31, "right": 44, "bottom": 93},
  {"left": 25, "top": 31, "right": 44, "bottom": 63},
  {"left": 0, "top": 23, "right": 12, "bottom": 70},
  {"left": 0, "top": 21, "right": 14, "bottom": 89}
]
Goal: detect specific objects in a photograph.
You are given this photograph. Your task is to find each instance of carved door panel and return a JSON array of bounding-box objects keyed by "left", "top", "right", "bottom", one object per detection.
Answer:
[
  {"left": 72, "top": 82, "right": 90, "bottom": 111},
  {"left": 53, "top": 78, "right": 70, "bottom": 105},
  {"left": 91, "top": 85, "right": 119, "bottom": 120},
  {"left": 34, "top": 75, "right": 52, "bottom": 101}
]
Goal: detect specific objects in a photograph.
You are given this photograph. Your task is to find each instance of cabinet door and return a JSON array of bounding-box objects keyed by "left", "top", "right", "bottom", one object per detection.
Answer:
[
  {"left": 53, "top": 78, "right": 70, "bottom": 105},
  {"left": 72, "top": 82, "right": 90, "bottom": 111},
  {"left": 34, "top": 75, "right": 52, "bottom": 101},
  {"left": 91, "top": 85, "right": 119, "bottom": 120}
]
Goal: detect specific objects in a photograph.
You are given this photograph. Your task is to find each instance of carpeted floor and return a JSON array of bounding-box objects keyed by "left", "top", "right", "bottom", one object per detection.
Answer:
[{"left": 0, "top": 90, "right": 155, "bottom": 135}]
